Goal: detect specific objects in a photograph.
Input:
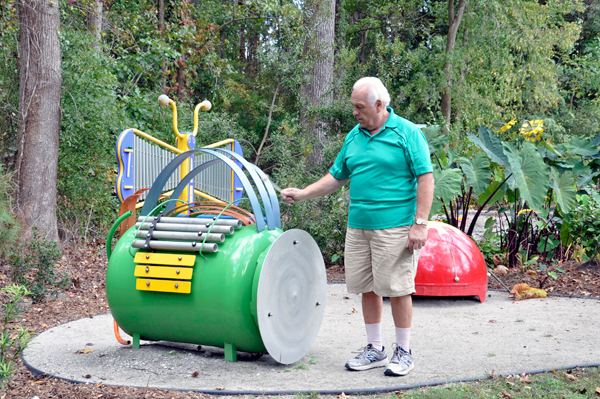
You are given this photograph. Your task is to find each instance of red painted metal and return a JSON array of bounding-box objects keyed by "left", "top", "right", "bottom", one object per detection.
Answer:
[{"left": 415, "top": 221, "right": 488, "bottom": 302}]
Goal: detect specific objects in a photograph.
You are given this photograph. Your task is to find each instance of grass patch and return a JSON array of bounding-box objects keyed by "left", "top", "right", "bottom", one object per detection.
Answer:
[{"left": 307, "top": 367, "right": 600, "bottom": 399}]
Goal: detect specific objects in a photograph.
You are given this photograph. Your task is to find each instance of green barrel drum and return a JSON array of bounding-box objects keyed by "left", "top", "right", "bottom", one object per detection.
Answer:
[{"left": 106, "top": 148, "right": 327, "bottom": 364}]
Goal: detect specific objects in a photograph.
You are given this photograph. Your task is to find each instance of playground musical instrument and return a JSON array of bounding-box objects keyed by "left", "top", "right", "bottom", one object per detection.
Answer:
[{"left": 107, "top": 97, "right": 327, "bottom": 365}]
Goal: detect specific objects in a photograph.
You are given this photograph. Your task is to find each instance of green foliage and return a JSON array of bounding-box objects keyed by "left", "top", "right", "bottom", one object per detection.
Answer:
[
  {"left": 502, "top": 141, "right": 549, "bottom": 211},
  {"left": 0, "top": 165, "right": 19, "bottom": 258},
  {"left": 564, "top": 187, "right": 600, "bottom": 261},
  {"left": 0, "top": 285, "right": 33, "bottom": 390},
  {"left": 57, "top": 29, "right": 121, "bottom": 240},
  {"left": 8, "top": 230, "right": 69, "bottom": 303}
]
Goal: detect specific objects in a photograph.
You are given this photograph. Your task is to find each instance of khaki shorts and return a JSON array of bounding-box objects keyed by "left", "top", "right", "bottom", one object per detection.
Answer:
[{"left": 345, "top": 226, "right": 419, "bottom": 297}]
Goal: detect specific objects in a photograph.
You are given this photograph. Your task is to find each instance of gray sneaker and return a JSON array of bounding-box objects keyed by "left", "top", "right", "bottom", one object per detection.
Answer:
[
  {"left": 345, "top": 344, "right": 388, "bottom": 371},
  {"left": 384, "top": 344, "right": 414, "bottom": 376}
]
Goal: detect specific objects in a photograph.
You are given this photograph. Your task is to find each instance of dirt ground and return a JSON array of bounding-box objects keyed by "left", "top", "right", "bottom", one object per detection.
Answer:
[{"left": 1, "top": 241, "right": 599, "bottom": 399}]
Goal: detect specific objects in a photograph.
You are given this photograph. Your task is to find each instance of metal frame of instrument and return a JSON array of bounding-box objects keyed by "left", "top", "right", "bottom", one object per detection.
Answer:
[{"left": 114, "top": 95, "right": 244, "bottom": 208}]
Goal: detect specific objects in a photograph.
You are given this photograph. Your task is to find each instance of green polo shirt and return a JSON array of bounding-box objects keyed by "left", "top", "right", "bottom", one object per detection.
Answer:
[{"left": 329, "top": 108, "right": 432, "bottom": 230}]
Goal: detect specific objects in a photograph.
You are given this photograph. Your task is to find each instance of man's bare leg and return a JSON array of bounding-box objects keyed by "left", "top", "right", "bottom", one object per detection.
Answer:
[
  {"left": 362, "top": 291, "right": 383, "bottom": 323},
  {"left": 384, "top": 294, "right": 414, "bottom": 376},
  {"left": 344, "top": 291, "right": 388, "bottom": 370},
  {"left": 390, "top": 295, "right": 412, "bottom": 328}
]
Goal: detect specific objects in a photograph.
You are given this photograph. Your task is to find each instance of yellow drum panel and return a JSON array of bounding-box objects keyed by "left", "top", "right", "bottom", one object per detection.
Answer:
[
  {"left": 134, "top": 265, "right": 193, "bottom": 280},
  {"left": 136, "top": 279, "right": 191, "bottom": 294},
  {"left": 133, "top": 252, "right": 195, "bottom": 267}
]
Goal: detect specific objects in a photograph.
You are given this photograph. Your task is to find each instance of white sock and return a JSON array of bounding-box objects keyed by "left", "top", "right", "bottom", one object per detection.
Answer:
[
  {"left": 395, "top": 327, "right": 411, "bottom": 352},
  {"left": 365, "top": 323, "right": 383, "bottom": 351}
]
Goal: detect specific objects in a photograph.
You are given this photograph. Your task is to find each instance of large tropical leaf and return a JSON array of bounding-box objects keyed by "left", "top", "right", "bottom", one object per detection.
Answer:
[
  {"left": 433, "top": 167, "right": 463, "bottom": 202},
  {"left": 421, "top": 125, "right": 448, "bottom": 154},
  {"left": 477, "top": 181, "right": 506, "bottom": 206},
  {"left": 550, "top": 167, "right": 576, "bottom": 214},
  {"left": 572, "top": 162, "right": 600, "bottom": 188},
  {"left": 502, "top": 141, "right": 549, "bottom": 211},
  {"left": 457, "top": 152, "right": 491, "bottom": 196},
  {"left": 467, "top": 126, "right": 510, "bottom": 169},
  {"left": 429, "top": 167, "right": 463, "bottom": 219},
  {"left": 564, "top": 137, "right": 599, "bottom": 157}
]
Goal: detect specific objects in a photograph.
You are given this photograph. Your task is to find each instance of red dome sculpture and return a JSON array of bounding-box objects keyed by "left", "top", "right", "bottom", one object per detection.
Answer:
[{"left": 415, "top": 221, "right": 488, "bottom": 303}]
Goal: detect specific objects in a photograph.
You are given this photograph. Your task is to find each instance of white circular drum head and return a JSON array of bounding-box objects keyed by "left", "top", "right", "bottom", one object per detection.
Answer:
[{"left": 256, "top": 229, "right": 327, "bottom": 365}]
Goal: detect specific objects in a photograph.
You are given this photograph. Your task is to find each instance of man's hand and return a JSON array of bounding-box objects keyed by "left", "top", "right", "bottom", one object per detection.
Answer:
[
  {"left": 281, "top": 188, "right": 305, "bottom": 205},
  {"left": 406, "top": 224, "right": 428, "bottom": 251}
]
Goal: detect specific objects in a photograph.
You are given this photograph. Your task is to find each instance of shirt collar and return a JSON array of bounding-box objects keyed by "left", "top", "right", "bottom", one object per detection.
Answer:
[{"left": 358, "top": 107, "right": 397, "bottom": 137}]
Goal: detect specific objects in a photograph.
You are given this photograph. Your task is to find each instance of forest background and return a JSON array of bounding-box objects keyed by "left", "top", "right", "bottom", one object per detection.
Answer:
[{"left": 0, "top": 0, "right": 599, "bottom": 265}]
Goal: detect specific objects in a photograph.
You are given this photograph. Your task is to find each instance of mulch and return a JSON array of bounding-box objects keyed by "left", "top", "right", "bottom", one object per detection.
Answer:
[{"left": 1, "top": 241, "right": 598, "bottom": 398}]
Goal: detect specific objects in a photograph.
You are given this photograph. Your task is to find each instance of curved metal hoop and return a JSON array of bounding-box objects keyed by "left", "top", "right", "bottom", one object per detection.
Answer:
[
  {"left": 166, "top": 149, "right": 273, "bottom": 231},
  {"left": 212, "top": 148, "right": 281, "bottom": 229}
]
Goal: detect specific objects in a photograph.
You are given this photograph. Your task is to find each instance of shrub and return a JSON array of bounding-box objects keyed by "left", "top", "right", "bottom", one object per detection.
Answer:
[
  {"left": 0, "top": 165, "right": 20, "bottom": 258},
  {"left": 0, "top": 285, "right": 33, "bottom": 390},
  {"left": 565, "top": 186, "right": 600, "bottom": 262},
  {"left": 8, "top": 230, "right": 69, "bottom": 303}
]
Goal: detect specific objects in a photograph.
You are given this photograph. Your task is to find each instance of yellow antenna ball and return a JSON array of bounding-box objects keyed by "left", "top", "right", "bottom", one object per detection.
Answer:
[
  {"left": 158, "top": 95, "right": 170, "bottom": 107},
  {"left": 200, "top": 100, "right": 212, "bottom": 111}
]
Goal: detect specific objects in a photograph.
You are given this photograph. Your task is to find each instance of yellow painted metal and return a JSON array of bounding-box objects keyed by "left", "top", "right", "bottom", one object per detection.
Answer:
[
  {"left": 136, "top": 278, "right": 191, "bottom": 294},
  {"left": 192, "top": 101, "right": 212, "bottom": 136},
  {"left": 134, "top": 265, "right": 193, "bottom": 280},
  {"left": 133, "top": 129, "right": 182, "bottom": 154},
  {"left": 168, "top": 99, "right": 184, "bottom": 140},
  {"left": 194, "top": 189, "right": 226, "bottom": 205},
  {"left": 177, "top": 133, "right": 191, "bottom": 203},
  {"left": 202, "top": 138, "right": 235, "bottom": 149},
  {"left": 133, "top": 252, "right": 196, "bottom": 267}
]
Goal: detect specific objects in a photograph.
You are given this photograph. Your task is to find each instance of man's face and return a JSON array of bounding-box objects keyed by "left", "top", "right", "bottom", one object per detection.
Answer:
[{"left": 351, "top": 85, "right": 382, "bottom": 131}]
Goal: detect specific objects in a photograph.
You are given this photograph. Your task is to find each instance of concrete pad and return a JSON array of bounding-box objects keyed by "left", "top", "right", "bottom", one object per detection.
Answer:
[{"left": 23, "top": 284, "right": 600, "bottom": 394}]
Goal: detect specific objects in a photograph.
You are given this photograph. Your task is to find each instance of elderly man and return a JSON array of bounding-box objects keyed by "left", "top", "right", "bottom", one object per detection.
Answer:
[{"left": 281, "top": 77, "right": 434, "bottom": 376}]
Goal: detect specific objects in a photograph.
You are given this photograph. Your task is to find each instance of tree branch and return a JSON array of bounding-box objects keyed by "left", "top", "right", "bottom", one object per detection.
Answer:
[{"left": 254, "top": 82, "right": 280, "bottom": 165}]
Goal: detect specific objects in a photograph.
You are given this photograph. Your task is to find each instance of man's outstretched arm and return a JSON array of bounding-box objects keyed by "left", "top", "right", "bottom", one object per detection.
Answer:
[{"left": 281, "top": 173, "right": 349, "bottom": 204}]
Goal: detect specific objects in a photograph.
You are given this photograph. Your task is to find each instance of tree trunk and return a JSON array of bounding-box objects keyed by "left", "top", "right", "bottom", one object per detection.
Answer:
[
  {"left": 86, "top": 0, "right": 103, "bottom": 50},
  {"left": 301, "top": 0, "right": 336, "bottom": 167},
  {"left": 16, "top": 0, "right": 62, "bottom": 241},
  {"left": 441, "top": 0, "right": 467, "bottom": 134}
]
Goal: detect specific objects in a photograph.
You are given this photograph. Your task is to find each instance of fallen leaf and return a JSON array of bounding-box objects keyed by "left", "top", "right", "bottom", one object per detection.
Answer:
[
  {"left": 86, "top": 343, "right": 94, "bottom": 346},
  {"left": 216, "top": 387, "right": 225, "bottom": 390},
  {"left": 500, "top": 392, "right": 513, "bottom": 399},
  {"left": 526, "top": 270, "right": 536, "bottom": 276},
  {"left": 520, "top": 376, "right": 532, "bottom": 383},
  {"left": 192, "top": 371, "right": 199, "bottom": 378},
  {"left": 338, "top": 393, "right": 347, "bottom": 399},
  {"left": 493, "top": 254, "right": 504, "bottom": 266},
  {"left": 564, "top": 372, "right": 577, "bottom": 381},
  {"left": 84, "top": 374, "right": 91, "bottom": 379},
  {"left": 488, "top": 320, "right": 497, "bottom": 323},
  {"left": 493, "top": 265, "right": 508, "bottom": 275},
  {"left": 74, "top": 349, "right": 95, "bottom": 354},
  {"left": 595, "top": 386, "right": 600, "bottom": 395}
]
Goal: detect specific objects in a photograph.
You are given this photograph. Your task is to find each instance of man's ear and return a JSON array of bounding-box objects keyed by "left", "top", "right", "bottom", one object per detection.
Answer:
[{"left": 375, "top": 99, "right": 383, "bottom": 112}]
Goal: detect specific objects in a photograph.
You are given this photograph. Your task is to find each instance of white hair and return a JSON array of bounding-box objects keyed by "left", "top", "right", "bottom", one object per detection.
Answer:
[{"left": 353, "top": 77, "right": 391, "bottom": 107}]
